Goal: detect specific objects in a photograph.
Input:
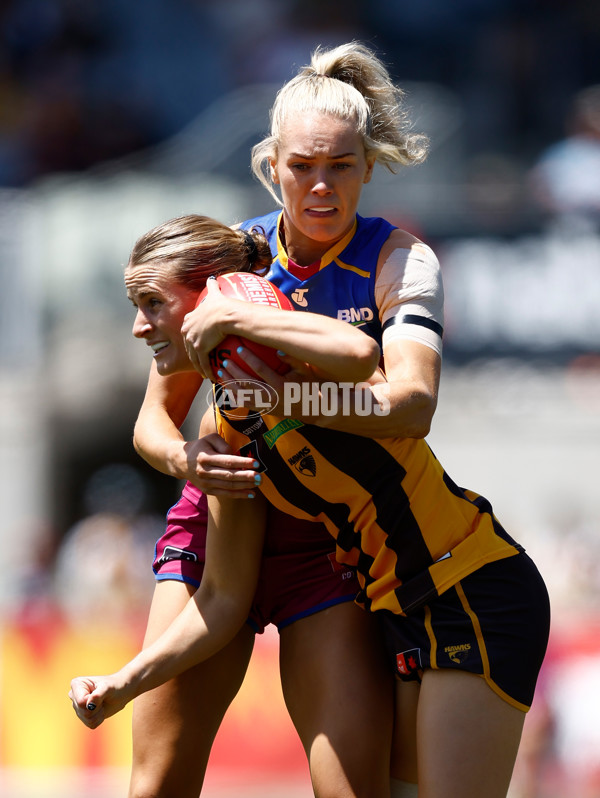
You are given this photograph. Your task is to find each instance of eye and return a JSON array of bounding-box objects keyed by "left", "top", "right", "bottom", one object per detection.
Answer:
[
  {"left": 291, "top": 162, "right": 311, "bottom": 171},
  {"left": 332, "top": 162, "right": 352, "bottom": 170}
]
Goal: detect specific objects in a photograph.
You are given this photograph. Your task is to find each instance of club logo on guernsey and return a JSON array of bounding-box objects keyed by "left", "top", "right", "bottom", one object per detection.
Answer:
[{"left": 288, "top": 447, "right": 316, "bottom": 476}]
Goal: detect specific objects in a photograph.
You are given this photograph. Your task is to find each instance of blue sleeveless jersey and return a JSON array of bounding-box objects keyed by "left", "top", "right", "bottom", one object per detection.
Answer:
[{"left": 240, "top": 210, "right": 395, "bottom": 346}]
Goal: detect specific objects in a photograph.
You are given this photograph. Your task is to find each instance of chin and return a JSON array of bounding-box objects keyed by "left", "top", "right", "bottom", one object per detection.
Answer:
[
  {"left": 157, "top": 359, "right": 194, "bottom": 377},
  {"left": 154, "top": 361, "right": 172, "bottom": 376}
]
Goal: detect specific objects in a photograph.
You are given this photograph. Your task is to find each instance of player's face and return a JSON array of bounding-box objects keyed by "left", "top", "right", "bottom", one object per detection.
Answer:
[
  {"left": 125, "top": 263, "right": 199, "bottom": 375},
  {"left": 270, "top": 110, "right": 375, "bottom": 265}
]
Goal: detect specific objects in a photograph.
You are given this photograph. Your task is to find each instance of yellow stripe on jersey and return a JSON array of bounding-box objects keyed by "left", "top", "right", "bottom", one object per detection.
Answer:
[
  {"left": 273, "top": 213, "right": 365, "bottom": 275},
  {"left": 317, "top": 219, "right": 358, "bottom": 271},
  {"left": 333, "top": 257, "right": 371, "bottom": 278},
  {"left": 274, "top": 212, "right": 289, "bottom": 270}
]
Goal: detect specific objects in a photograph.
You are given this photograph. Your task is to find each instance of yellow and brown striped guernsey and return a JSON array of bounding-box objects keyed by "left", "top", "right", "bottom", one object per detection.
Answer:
[{"left": 216, "top": 407, "right": 522, "bottom": 616}]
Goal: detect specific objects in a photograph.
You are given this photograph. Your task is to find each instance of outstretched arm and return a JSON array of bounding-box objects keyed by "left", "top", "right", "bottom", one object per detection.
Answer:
[{"left": 69, "top": 487, "right": 267, "bottom": 727}]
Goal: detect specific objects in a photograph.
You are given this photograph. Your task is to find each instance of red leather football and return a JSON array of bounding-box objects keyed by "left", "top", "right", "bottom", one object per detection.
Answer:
[{"left": 196, "top": 272, "right": 293, "bottom": 382}]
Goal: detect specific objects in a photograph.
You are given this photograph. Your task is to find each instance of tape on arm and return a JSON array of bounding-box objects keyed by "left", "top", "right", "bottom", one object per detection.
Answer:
[{"left": 376, "top": 244, "right": 444, "bottom": 355}]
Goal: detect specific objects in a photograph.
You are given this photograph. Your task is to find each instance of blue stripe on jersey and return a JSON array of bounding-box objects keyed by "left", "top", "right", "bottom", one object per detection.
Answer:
[{"left": 240, "top": 210, "right": 396, "bottom": 347}]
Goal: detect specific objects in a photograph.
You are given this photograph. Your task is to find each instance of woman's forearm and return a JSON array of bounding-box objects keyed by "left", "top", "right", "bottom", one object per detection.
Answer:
[
  {"left": 183, "top": 297, "right": 381, "bottom": 384},
  {"left": 133, "top": 364, "right": 204, "bottom": 478},
  {"left": 120, "top": 587, "right": 249, "bottom": 698}
]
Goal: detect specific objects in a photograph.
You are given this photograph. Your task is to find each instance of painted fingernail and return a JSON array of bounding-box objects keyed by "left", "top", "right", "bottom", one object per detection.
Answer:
[
  {"left": 252, "top": 460, "right": 259, "bottom": 468},
  {"left": 236, "top": 346, "right": 244, "bottom": 354},
  {"left": 217, "top": 370, "right": 223, "bottom": 378},
  {"left": 222, "top": 360, "right": 229, "bottom": 368},
  {"left": 254, "top": 474, "right": 262, "bottom": 484},
  {"left": 276, "top": 350, "right": 286, "bottom": 357},
  {"left": 247, "top": 493, "right": 255, "bottom": 499},
  {"left": 86, "top": 703, "right": 96, "bottom": 711}
]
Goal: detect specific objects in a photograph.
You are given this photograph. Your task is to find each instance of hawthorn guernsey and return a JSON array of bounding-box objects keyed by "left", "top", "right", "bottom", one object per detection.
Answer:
[{"left": 196, "top": 272, "right": 293, "bottom": 382}]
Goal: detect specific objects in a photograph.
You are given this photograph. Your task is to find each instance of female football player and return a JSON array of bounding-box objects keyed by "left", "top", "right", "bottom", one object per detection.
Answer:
[
  {"left": 69, "top": 213, "right": 549, "bottom": 798},
  {"left": 109, "top": 41, "right": 442, "bottom": 798}
]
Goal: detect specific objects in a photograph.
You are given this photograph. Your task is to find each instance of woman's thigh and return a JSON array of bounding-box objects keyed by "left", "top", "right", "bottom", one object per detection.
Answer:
[
  {"left": 129, "top": 580, "right": 255, "bottom": 798},
  {"left": 279, "top": 601, "right": 394, "bottom": 798},
  {"left": 415, "top": 668, "right": 525, "bottom": 798}
]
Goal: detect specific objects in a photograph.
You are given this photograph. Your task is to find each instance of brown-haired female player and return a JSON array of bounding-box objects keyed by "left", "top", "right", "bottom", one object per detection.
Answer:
[{"left": 92, "top": 41, "right": 442, "bottom": 798}]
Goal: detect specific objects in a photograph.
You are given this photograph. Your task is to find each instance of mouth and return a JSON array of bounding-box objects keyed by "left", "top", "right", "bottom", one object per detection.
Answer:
[
  {"left": 150, "top": 341, "right": 169, "bottom": 356},
  {"left": 306, "top": 206, "right": 336, "bottom": 216}
]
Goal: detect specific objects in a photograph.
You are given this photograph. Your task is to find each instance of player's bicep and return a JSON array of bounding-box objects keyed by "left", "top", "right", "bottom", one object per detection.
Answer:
[{"left": 375, "top": 243, "right": 444, "bottom": 358}]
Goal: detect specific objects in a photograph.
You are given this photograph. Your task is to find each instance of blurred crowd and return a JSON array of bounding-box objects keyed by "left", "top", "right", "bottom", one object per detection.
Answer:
[{"left": 1, "top": 0, "right": 599, "bottom": 216}]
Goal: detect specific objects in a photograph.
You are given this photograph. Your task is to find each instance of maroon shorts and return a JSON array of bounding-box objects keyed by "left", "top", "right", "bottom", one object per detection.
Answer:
[{"left": 153, "top": 481, "right": 359, "bottom": 633}]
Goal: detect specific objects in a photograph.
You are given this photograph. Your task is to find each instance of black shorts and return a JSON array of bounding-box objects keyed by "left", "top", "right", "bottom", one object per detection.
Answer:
[{"left": 376, "top": 552, "right": 551, "bottom": 711}]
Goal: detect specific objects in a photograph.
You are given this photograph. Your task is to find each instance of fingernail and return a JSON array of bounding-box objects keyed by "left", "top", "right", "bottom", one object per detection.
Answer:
[
  {"left": 252, "top": 460, "right": 259, "bottom": 468},
  {"left": 208, "top": 275, "right": 217, "bottom": 281},
  {"left": 254, "top": 474, "right": 262, "bottom": 484},
  {"left": 86, "top": 702, "right": 96, "bottom": 711},
  {"left": 222, "top": 359, "right": 229, "bottom": 368},
  {"left": 247, "top": 493, "right": 255, "bottom": 499},
  {"left": 236, "top": 346, "right": 244, "bottom": 354},
  {"left": 217, "top": 370, "right": 223, "bottom": 378},
  {"left": 276, "top": 350, "right": 286, "bottom": 357}
]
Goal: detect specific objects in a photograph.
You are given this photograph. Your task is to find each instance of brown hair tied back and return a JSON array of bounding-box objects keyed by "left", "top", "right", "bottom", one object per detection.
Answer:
[{"left": 243, "top": 229, "right": 259, "bottom": 266}]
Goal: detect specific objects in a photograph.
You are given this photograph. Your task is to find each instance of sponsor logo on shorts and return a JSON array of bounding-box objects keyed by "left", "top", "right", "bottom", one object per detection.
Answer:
[
  {"left": 396, "top": 648, "right": 422, "bottom": 676},
  {"left": 288, "top": 446, "right": 316, "bottom": 476},
  {"left": 444, "top": 643, "right": 472, "bottom": 664}
]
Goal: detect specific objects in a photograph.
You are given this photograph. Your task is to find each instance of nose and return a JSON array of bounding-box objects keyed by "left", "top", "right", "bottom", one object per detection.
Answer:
[
  {"left": 132, "top": 309, "right": 152, "bottom": 338},
  {"left": 311, "top": 167, "right": 332, "bottom": 195}
]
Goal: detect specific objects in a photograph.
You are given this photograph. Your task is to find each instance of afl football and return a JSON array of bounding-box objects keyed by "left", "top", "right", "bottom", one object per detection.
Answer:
[{"left": 196, "top": 272, "right": 293, "bottom": 381}]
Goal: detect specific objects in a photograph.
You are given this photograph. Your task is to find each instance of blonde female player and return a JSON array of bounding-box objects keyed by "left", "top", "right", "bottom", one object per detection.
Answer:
[
  {"left": 69, "top": 216, "right": 550, "bottom": 798},
  {"left": 123, "top": 42, "right": 442, "bottom": 798}
]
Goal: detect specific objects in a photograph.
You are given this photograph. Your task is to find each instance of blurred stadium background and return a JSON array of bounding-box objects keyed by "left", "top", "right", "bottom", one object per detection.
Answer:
[{"left": 1, "top": 1, "right": 600, "bottom": 796}]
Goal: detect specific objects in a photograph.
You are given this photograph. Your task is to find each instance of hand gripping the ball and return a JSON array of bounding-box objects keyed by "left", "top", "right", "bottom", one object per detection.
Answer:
[{"left": 184, "top": 273, "right": 293, "bottom": 381}]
